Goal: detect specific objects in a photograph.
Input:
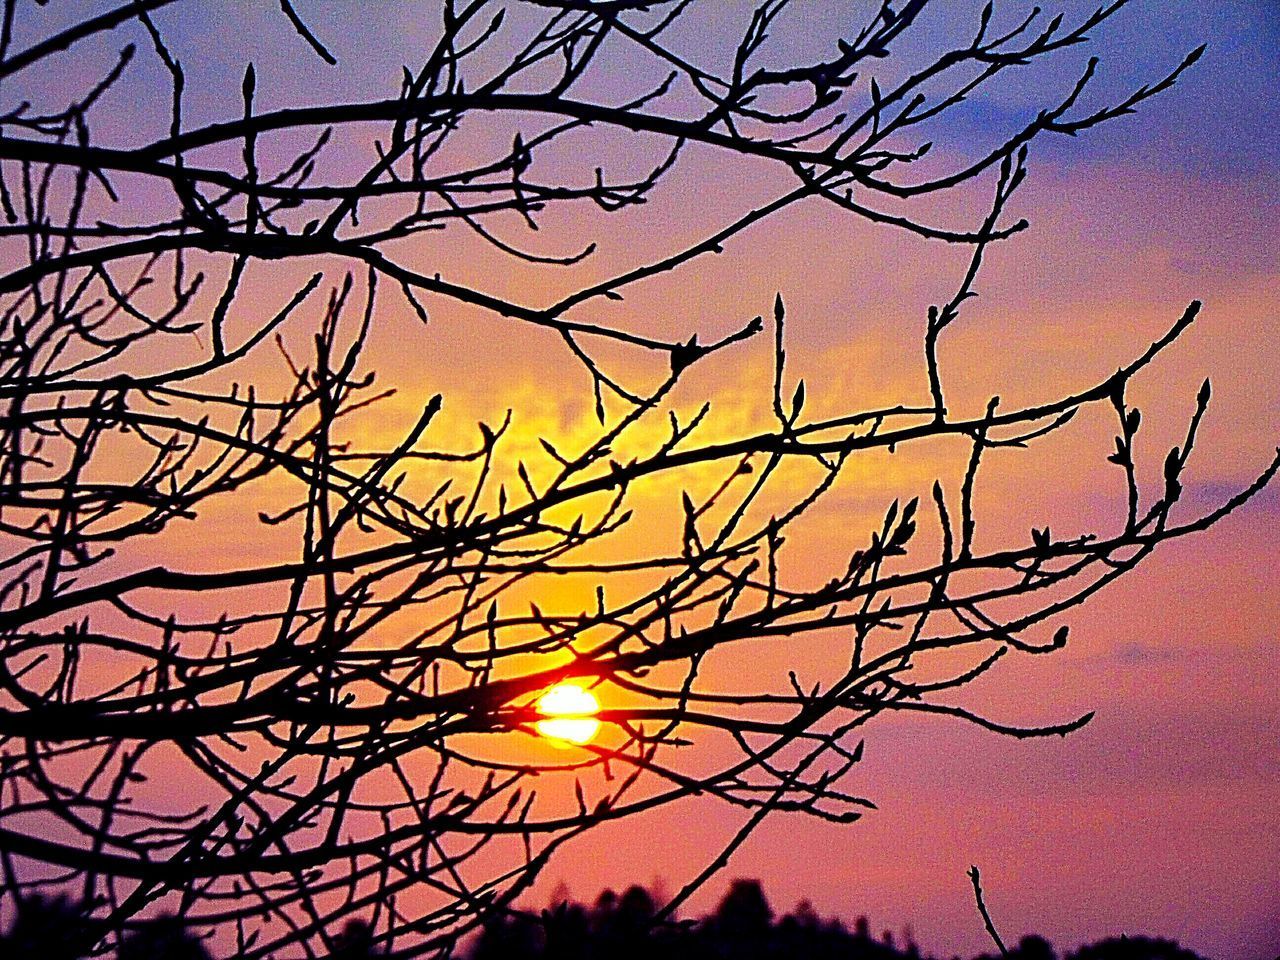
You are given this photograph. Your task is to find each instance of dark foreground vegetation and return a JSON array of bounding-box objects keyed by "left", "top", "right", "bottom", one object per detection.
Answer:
[{"left": 0, "top": 880, "right": 1213, "bottom": 960}]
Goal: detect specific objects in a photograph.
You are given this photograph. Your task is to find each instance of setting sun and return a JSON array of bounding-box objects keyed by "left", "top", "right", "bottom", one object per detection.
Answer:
[{"left": 534, "top": 683, "right": 601, "bottom": 746}]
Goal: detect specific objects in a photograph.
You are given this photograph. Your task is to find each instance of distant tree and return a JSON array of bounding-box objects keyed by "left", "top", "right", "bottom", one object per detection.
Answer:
[
  {"left": 118, "top": 915, "right": 212, "bottom": 960},
  {"left": 540, "top": 899, "right": 590, "bottom": 960},
  {"left": 705, "top": 879, "right": 772, "bottom": 960},
  {"left": 328, "top": 919, "right": 381, "bottom": 960},
  {"left": 0, "top": 2, "right": 1271, "bottom": 957},
  {"left": 587, "top": 885, "right": 658, "bottom": 960},
  {"left": 1011, "top": 934, "right": 1057, "bottom": 960},
  {"left": 0, "top": 894, "right": 90, "bottom": 960},
  {"left": 1067, "top": 935, "right": 1207, "bottom": 960},
  {"left": 0, "top": 900, "right": 215, "bottom": 960},
  {"left": 471, "top": 912, "right": 540, "bottom": 960},
  {"left": 713, "top": 879, "right": 773, "bottom": 938}
]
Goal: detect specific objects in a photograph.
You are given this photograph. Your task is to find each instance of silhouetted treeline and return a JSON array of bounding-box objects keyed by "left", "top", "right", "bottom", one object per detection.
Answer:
[
  {"left": 0, "top": 881, "right": 1214, "bottom": 960},
  {"left": 469, "top": 880, "right": 1212, "bottom": 960},
  {"left": 0, "top": 894, "right": 210, "bottom": 960}
]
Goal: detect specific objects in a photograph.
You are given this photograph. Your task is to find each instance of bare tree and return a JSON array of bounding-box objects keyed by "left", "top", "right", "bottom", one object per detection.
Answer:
[{"left": 0, "top": 1, "right": 1272, "bottom": 957}]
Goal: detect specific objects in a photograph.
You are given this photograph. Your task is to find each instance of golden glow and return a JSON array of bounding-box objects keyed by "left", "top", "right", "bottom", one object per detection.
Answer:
[{"left": 534, "top": 683, "right": 601, "bottom": 746}]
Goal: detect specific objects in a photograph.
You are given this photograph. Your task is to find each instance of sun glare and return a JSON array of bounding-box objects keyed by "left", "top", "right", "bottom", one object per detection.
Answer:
[{"left": 534, "top": 683, "right": 601, "bottom": 746}]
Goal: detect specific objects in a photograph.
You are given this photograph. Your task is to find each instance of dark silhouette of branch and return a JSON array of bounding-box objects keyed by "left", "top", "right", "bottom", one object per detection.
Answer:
[{"left": 969, "top": 866, "right": 1009, "bottom": 958}]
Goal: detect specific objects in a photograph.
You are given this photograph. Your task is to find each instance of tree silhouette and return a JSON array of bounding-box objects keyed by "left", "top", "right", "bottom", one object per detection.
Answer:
[
  {"left": 0, "top": 897, "right": 210, "bottom": 960},
  {"left": 1066, "top": 936, "right": 1208, "bottom": 960},
  {"left": 0, "top": 893, "right": 91, "bottom": 960},
  {"left": 117, "top": 915, "right": 212, "bottom": 960},
  {"left": 0, "top": 1, "right": 1272, "bottom": 957},
  {"left": 462, "top": 880, "right": 1213, "bottom": 960}
]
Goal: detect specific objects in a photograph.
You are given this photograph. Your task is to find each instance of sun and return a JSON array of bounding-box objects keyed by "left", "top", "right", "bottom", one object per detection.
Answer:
[{"left": 534, "top": 683, "right": 601, "bottom": 746}]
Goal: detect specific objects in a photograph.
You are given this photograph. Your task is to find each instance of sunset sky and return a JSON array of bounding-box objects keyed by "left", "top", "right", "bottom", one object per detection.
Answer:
[{"left": 7, "top": 2, "right": 1279, "bottom": 958}]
